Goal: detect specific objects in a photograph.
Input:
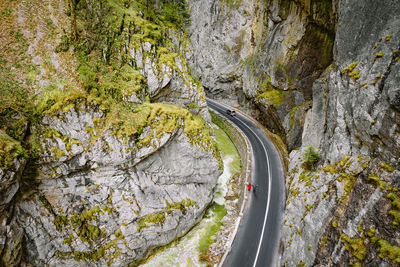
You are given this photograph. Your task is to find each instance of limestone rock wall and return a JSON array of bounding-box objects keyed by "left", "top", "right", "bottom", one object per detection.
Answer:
[
  {"left": 188, "top": 0, "right": 400, "bottom": 266},
  {"left": 15, "top": 105, "right": 219, "bottom": 266},
  {"left": 0, "top": 0, "right": 221, "bottom": 265},
  {"left": 281, "top": 0, "right": 400, "bottom": 266},
  {"left": 188, "top": 0, "right": 336, "bottom": 150}
]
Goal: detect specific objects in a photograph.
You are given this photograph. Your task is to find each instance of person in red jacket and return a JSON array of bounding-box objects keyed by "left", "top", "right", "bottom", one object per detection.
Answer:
[{"left": 248, "top": 183, "right": 252, "bottom": 192}]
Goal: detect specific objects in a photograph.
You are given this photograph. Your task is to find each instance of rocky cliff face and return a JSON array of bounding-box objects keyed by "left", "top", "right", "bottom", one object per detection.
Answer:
[
  {"left": 188, "top": 0, "right": 335, "bottom": 150},
  {"left": 188, "top": 0, "right": 400, "bottom": 266},
  {"left": 281, "top": 1, "right": 400, "bottom": 266},
  {"left": 0, "top": 0, "right": 220, "bottom": 266},
  {"left": 15, "top": 104, "right": 219, "bottom": 266}
]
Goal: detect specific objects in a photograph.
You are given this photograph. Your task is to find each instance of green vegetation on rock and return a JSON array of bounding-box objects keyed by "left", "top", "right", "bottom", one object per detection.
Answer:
[
  {"left": 213, "top": 126, "right": 241, "bottom": 174},
  {"left": 0, "top": 133, "right": 25, "bottom": 169},
  {"left": 137, "top": 212, "right": 166, "bottom": 231},
  {"left": 302, "top": 145, "right": 320, "bottom": 170},
  {"left": 255, "top": 75, "right": 286, "bottom": 107},
  {"left": 368, "top": 173, "right": 387, "bottom": 190},
  {"left": 376, "top": 52, "right": 385, "bottom": 58},
  {"left": 166, "top": 198, "right": 197, "bottom": 215},
  {"left": 380, "top": 162, "right": 394, "bottom": 172},
  {"left": 341, "top": 233, "right": 367, "bottom": 262},
  {"left": 198, "top": 204, "right": 226, "bottom": 254},
  {"left": 257, "top": 88, "right": 286, "bottom": 107},
  {"left": 377, "top": 239, "right": 400, "bottom": 263},
  {"left": 387, "top": 193, "right": 400, "bottom": 227},
  {"left": 342, "top": 61, "right": 361, "bottom": 81}
]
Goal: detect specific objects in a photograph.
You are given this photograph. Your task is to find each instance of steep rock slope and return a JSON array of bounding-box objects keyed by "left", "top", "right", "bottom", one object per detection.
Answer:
[
  {"left": 282, "top": 1, "right": 400, "bottom": 266},
  {"left": 188, "top": 0, "right": 335, "bottom": 150},
  {"left": 0, "top": 0, "right": 221, "bottom": 266},
  {"left": 188, "top": 0, "right": 400, "bottom": 266}
]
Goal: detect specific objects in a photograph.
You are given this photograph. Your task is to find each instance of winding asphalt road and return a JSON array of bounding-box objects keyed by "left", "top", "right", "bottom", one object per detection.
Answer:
[{"left": 207, "top": 99, "right": 285, "bottom": 267}]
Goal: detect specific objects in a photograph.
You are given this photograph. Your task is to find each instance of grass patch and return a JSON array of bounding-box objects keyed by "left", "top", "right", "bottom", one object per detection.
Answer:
[
  {"left": 198, "top": 204, "right": 227, "bottom": 254},
  {"left": 213, "top": 126, "right": 241, "bottom": 174}
]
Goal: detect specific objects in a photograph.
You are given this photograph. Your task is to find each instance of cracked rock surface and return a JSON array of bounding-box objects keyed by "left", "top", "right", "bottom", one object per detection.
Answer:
[{"left": 188, "top": 0, "right": 400, "bottom": 266}]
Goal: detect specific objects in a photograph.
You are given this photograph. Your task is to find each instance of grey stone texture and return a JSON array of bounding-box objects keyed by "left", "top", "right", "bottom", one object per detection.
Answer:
[{"left": 188, "top": 0, "right": 400, "bottom": 266}]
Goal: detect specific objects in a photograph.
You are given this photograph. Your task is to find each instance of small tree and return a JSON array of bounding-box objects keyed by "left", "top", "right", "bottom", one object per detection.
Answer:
[{"left": 302, "top": 145, "right": 320, "bottom": 170}]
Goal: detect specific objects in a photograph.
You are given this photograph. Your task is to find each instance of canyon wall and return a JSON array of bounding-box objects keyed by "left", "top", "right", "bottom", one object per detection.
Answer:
[
  {"left": 0, "top": 0, "right": 221, "bottom": 265},
  {"left": 188, "top": 0, "right": 400, "bottom": 266}
]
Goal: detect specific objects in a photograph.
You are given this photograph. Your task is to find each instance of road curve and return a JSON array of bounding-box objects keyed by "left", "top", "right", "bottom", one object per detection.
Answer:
[{"left": 207, "top": 99, "right": 285, "bottom": 267}]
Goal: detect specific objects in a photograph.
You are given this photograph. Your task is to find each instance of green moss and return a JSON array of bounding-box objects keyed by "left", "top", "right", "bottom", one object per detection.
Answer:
[
  {"left": 55, "top": 34, "right": 71, "bottom": 53},
  {"left": 367, "top": 228, "right": 376, "bottom": 238},
  {"left": 368, "top": 174, "right": 387, "bottom": 190},
  {"left": 376, "top": 52, "right": 385, "bottom": 58},
  {"left": 289, "top": 187, "right": 300, "bottom": 198},
  {"left": 38, "top": 86, "right": 216, "bottom": 155},
  {"left": 137, "top": 212, "right": 166, "bottom": 231},
  {"left": 323, "top": 164, "right": 338, "bottom": 174},
  {"left": 58, "top": 226, "right": 124, "bottom": 262},
  {"left": 332, "top": 221, "right": 339, "bottom": 228},
  {"left": 387, "top": 193, "right": 400, "bottom": 209},
  {"left": 63, "top": 234, "right": 74, "bottom": 245},
  {"left": 385, "top": 34, "right": 393, "bottom": 42},
  {"left": 288, "top": 101, "right": 312, "bottom": 128},
  {"left": 53, "top": 215, "right": 69, "bottom": 232},
  {"left": 165, "top": 198, "right": 196, "bottom": 214},
  {"left": 52, "top": 206, "right": 105, "bottom": 246},
  {"left": 340, "top": 156, "right": 352, "bottom": 168},
  {"left": 357, "top": 222, "right": 364, "bottom": 234},
  {"left": 187, "top": 102, "right": 199, "bottom": 109},
  {"left": 339, "top": 173, "right": 357, "bottom": 201},
  {"left": 342, "top": 62, "right": 361, "bottom": 81},
  {"left": 50, "top": 146, "right": 66, "bottom": 160},
  {"left": 65, "top": 137, "right": 82, "bottom": 151},
  {"left": 349, "top": 71, "right": 361, "bottom": 81},
  {"left": 341, "top": 233, "right": 367, "bottom": 262},
  {"left": 0, "top": 133, "right": 25, "bottom": 169},
  {"left": 388, "top": 210, "right": 400, "bottom": 227},
  {"left": 299, "top": 171, "right": 314, "bottom": 184},
  {"left": 377, "top": 239, "right": 400, "bottom": 263},
  {"left": 387, "top": 193, "right": 400, "bottom": 226},
  {"left": 320, "top": 235, "right": 328, "bottom": 247},
  {"left": 221, "top": 0, "right": 243, "bottom": 9},
  {"left": 257, "top": 89, "right": 287, "bottom": 107},
  {"left": 380, "top": 162, "right": 394, "bottom": 172},
  {"left": 305, "top": 205, "right": 314, "bottom": 211}
]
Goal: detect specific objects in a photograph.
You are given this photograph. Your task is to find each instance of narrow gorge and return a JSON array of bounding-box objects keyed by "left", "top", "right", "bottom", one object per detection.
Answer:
[{"left": 1, "top": 0, "right": 399, "bottom": 266}]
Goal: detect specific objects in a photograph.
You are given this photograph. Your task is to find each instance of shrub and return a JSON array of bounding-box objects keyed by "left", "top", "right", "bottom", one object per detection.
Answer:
[
  {"left": 162, "top": 1, "right": 191, "bottom": 27},
  {"left": 303, "top": 145, "right": 320, "bottom": 163},
  {"left": 55, "top": 34, "right": 71, "bottom": 53},
  {"left": 302, "top": 146, "right": 320, "bottom": 170}
]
